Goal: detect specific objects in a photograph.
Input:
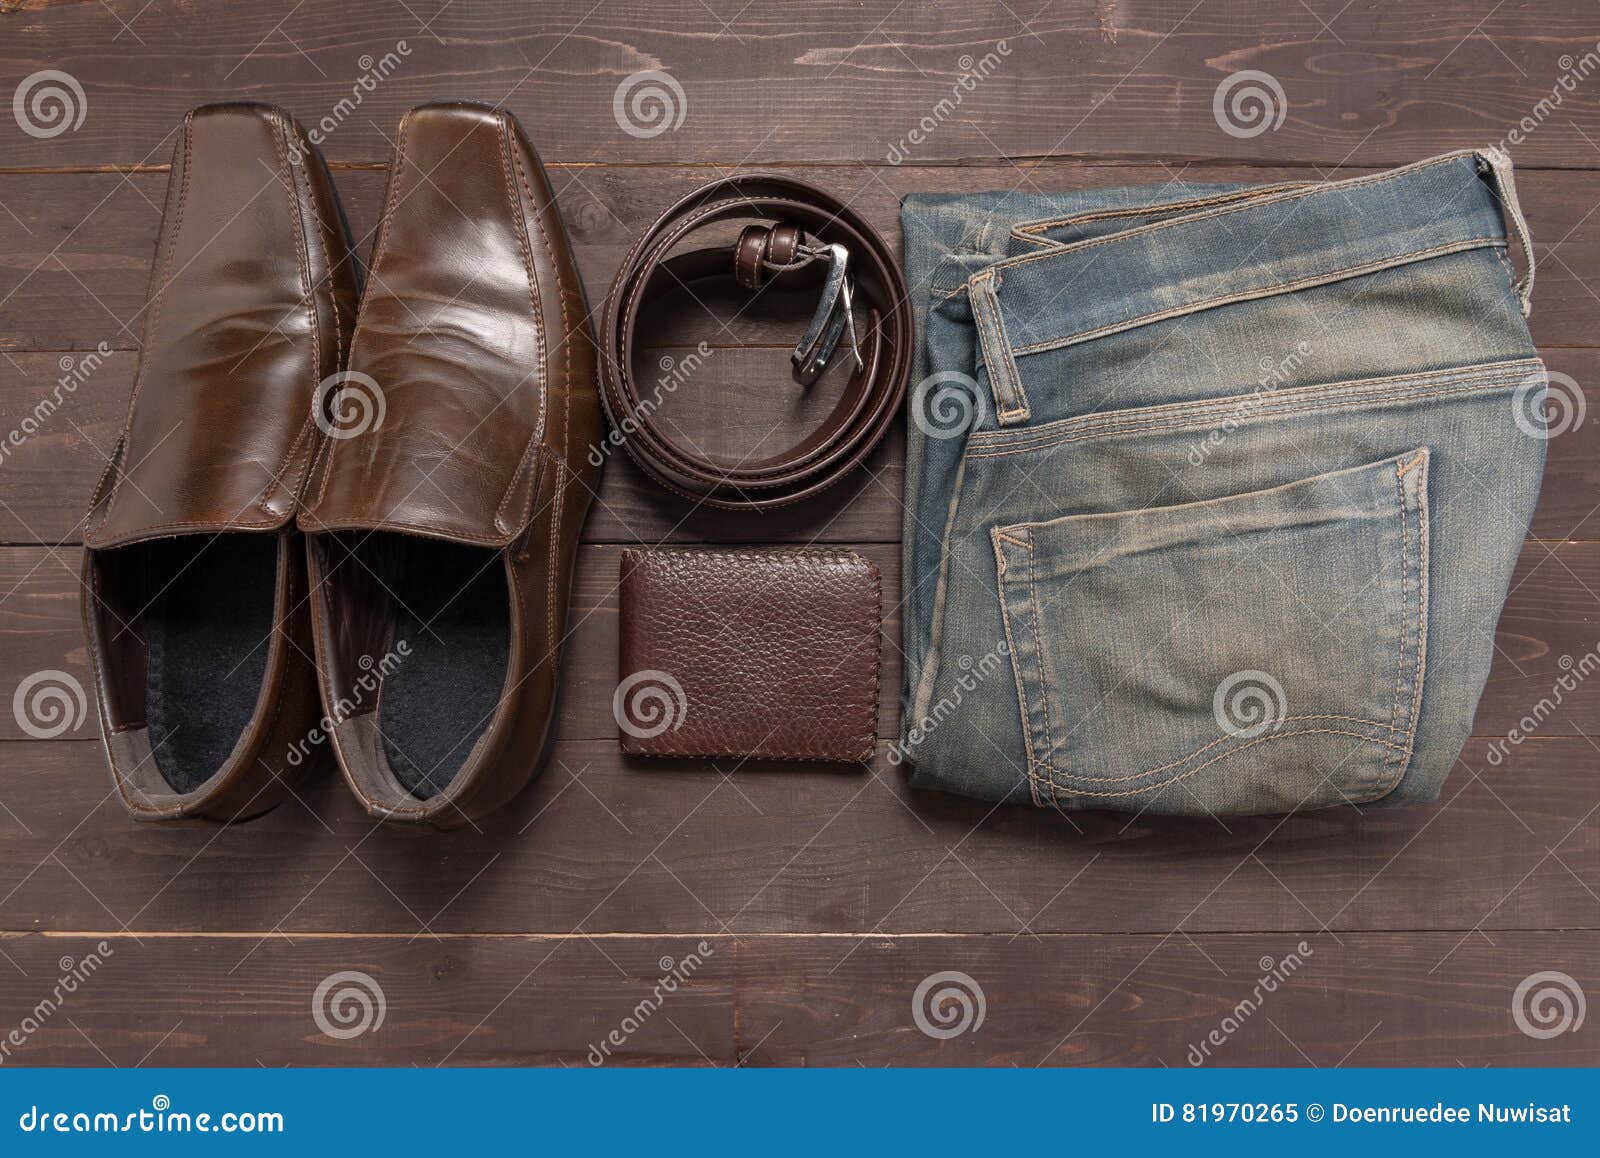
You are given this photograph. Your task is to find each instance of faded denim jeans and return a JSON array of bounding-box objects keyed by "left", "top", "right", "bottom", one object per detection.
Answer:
[{"left": 898, "top": 149, "right": 1546, "bottom": 816}]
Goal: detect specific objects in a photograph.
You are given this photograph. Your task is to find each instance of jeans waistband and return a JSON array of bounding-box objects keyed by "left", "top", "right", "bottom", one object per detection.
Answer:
[{"left": 966, "top": 149, "right": 1534, "bottom": 426}]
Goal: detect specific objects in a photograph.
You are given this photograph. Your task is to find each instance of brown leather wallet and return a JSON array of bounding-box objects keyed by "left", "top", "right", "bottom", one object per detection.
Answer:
[{"left": 617, "top": 548, "right": 881, "bottom": 762}]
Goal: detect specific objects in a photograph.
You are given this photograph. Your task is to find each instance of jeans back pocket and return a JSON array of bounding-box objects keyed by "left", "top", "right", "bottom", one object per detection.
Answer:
[{"left": 991, "top": 449, "right": 1431, "bottom": 814}]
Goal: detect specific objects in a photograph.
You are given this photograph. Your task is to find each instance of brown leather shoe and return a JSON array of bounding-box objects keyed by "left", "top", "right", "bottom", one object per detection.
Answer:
[
  {"left": 299, "top": 103, "right": 603, "bottom": 827},
  {"left": 81, "top": 104, "right": 360, "bottom": 821}
]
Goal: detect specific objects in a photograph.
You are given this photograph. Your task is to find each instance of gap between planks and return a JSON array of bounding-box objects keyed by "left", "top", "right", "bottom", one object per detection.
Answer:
[{"left": 3, "top": 928, "right": 1596, "bottom": 940}]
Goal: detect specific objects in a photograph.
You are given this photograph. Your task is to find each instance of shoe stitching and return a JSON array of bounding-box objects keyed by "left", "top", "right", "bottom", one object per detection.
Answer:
[{"left": 92, "top": 110, "right": 195, "bottom": 540}]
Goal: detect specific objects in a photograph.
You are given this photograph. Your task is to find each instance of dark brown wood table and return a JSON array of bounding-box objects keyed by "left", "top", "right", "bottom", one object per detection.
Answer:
[{"left": 1, "top": 0, "right": 1596, "bottom": 1066}]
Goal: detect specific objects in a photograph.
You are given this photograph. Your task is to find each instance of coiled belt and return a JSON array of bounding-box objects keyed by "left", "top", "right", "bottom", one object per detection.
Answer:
[{"left": 599, "top": 175, "right": 911, "bottom": 510}]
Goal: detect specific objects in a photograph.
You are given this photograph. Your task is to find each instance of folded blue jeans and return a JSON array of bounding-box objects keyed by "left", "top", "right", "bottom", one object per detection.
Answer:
[{"left": 897, "top": 149, "right": 1546, "bottom": 816}]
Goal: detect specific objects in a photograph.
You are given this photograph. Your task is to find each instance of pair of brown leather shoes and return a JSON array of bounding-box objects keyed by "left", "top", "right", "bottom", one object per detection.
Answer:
[{"left": 80, "top": 102, "right": 602, "bottom": 828}]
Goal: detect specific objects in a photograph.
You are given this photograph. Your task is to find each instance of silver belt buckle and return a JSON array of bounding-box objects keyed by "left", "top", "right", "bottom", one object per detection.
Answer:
[{"left": 791, "top": 242, "right": 864, "bottom": 386}]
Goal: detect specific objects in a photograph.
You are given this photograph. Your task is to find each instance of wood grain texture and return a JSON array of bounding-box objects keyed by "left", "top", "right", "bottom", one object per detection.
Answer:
[
  {"left": 0, "top": 932, "right": 735, "bottom": 1066},
  {"left": 4, "top": 2, "right": 1600, "bottom": 168},
  {"left": 734, "top": 932, "right": 1600, "bottom": 1066},
  {"left": 0, "top": 738, "right": 1594, "bottom": 936},
  {"left": 0, "top": 932, "right": 1592, "bottom": 1066}
]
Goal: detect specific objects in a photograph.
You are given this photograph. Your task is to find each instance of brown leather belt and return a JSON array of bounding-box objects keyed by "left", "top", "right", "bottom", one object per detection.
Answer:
[{"left": 600, "top": 175, "right": 912, "bottom": 510}]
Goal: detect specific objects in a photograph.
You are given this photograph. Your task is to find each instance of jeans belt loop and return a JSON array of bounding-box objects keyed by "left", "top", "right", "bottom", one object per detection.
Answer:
[
  {"left": 1477, "top": 145, "right": 1536, "bottom": 317},
  {"left": 968, "top": 269, "right": 1031, "bottom": 424}
]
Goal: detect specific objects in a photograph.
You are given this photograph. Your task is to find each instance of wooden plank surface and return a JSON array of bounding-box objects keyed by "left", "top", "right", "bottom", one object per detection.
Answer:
[
  {"left": 0, "top": 738, "right": 1595, "bottom": 936},
  {"left": 4, "top": 2, "right": 1600, "bottom": 169},
  {"left": 0, "top": 932, "right": 1592, "bottom": 1066},
  {"left": 2, "top": 0, "right": 1598, "bottom": 1068}
]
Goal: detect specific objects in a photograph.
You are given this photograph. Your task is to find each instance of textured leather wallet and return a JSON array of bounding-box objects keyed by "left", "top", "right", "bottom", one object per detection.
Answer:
[{"left": 617, "top": 548, "right": 881, "bottom": 762}]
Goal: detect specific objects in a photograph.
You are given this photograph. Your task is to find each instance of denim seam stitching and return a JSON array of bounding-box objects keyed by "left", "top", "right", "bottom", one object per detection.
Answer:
[
  {"left": 1490, "top": 243, "right": 1520, "bottom": 301},
  {"left": 1041, "top": 728, "right": 1411, "bottom": 800},
  {"left": 1383, "top": 455, "right": 1430, "bottom": 796},
  {"left": 990, "top": 530, "right": 1045, "bottom": 807},
  {"left": 970, "top": 272, "right": 1031, "bottom": 421},
  {"left": 1374, "top": 459, "right": 1419, "bottom": 796},
  {"left": 1037, "top": 715, "right": 1399, "bottom": 790},
  {"left": 986, "top": 152, "right": 1470, "bottom": 273},
  {"left": 965, "top": 362, "right": 1539, "bottom": 459},
  {"left": 1378, "top": 457, "right": 1411, "bottom": 792},
  {"left": 967, "top": 358, "right": 1537, "bottom": 452},
  {"left": 1008, "top": 181, "right": 1311, "bottom": 242},
  {"left": 1007, "top": 236, "right": 1503, "bottom": 358},
  {"left": 1024, "top": 534, "right": 1063, "bottom": 797},
  {"left": 991, "top": 299, "right": 1030, "bottom": 420}
]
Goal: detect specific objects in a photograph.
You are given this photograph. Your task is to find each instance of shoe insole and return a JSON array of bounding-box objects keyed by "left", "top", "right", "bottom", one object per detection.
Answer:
[
  {"left": 356, "top": 535, "right": 510, "bottom": 800},
  {"left": 144, "top": 536, "right": 277, "bottom": 794}
]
